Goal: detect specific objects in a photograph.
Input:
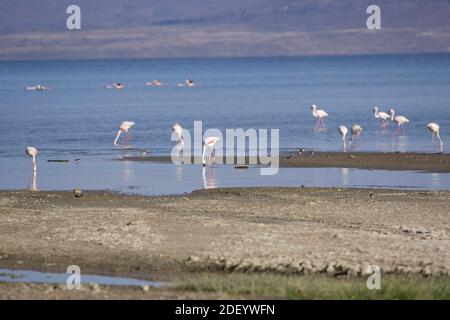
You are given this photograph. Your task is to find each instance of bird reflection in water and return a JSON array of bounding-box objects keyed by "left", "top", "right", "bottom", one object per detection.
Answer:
[
  {"left": 393, "top": 134, "right": 409, "bottom": 153},
  {"left": 175, "top": 165, "right": 183, "bottom": 182},
  {"left": 120, "top": 159, "right": 135, "bottom": 184},
  {"left": 340, "top": 168, "right": 349, "bottom": 187},
  {"left": 202, "top": 166, "right": 218, "bottom": 189},
  {"left": 430, "top": 173, "right": 440, "bottom": 188}
]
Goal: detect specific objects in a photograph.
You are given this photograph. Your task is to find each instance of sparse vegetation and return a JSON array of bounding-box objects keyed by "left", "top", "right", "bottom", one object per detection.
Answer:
[{"left": 173, "top": 273, "right": 450, "bottom": 300}]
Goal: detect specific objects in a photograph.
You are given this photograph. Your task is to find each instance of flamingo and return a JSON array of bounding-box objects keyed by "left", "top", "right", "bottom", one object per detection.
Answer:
[
  {"left": 427, "top": 123, "right": 443, "bottom": 147},
  {"left": 25, "top": 147, "right": 38, "bottom": 172},
  {"left": 202, "top": 137, "right": 220, "bottom": 167},
  {"left": 373, "top": 107, "right": 390, "bottom": 128},
  {"left": 26, "top": 85, "right": 47, "bottom": 91},
  {"left": 349, "top": 125, "right": 363, "bottom": 144},
  {"left": 113, "top": 121, "right": 135, "bottom": 145},
  {"left": 172, "top": 123, "right": 183, "bottom": 142},
  {"left": 146, "top": 80, "right": 162, "bottom": 87},
  {"left": 172, "top": 123, "right": 184, "bottom": 156},
  {"left": 389, "top": 109, "right": 409, "bottom": 132},
  {"left": 311, "top": 104, "right": 328, "bottom": 128},
  {"left": 338, "top": 126, "right": 348, "bottom": 147},
  {"left": 107, "top": 82, "right": 123, "bottom": 90},
  {"left": 177, "top": 79, "right": 195, "bottom": 87}
]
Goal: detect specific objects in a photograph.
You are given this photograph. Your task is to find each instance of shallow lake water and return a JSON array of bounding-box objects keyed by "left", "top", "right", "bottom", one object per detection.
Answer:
[
  {"left": 0, "top": 156, "right": 449, "bottom": 195},
  {"left": 0, "top": 268, "right": 164, "bottom": 287},
  {"left": 1, "top": 55, "right": 449, "bottom": 156}
]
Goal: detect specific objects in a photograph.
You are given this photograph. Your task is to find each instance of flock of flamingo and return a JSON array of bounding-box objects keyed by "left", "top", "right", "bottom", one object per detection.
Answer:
[
  {"left": 25, "top": 104, "right": 444, "bottom": 173},
  {"left": 26, "top": 79, "right": 196, "bottom": 91},
  {"left": 105, "top": 79, "right": 196, "bottom": 90},
  {"left": 311, "top": 104, "right": 444, "bottom": 148},
  {"left": 25, "top": 121, "right": 219, "bottom": 173}
]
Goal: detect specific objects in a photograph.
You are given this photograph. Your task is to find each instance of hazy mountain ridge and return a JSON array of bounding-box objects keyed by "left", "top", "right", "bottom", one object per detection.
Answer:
[{"left": 0, "top": 0, "right": 449, "bottom": 60}]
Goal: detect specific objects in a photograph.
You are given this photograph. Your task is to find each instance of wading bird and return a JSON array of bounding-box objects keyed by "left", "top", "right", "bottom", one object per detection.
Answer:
[
  {"left": 113, "top": 121, "right": 135, "bottom": 145},
  {"left": 25, "top": 147, "right": 38, "bottom": 172},
  {"left": 338, "top": 125, "right": 348, "bottom": 148},
  {"left": 349, "top": 125, "right": 363, "bottom": 144},
  {"left": 202, "top": 137, "right": 220, "bottom": 167},
  {"left": 311, "top": 104, "right": 328, "bottom": 128},
  {"left": 177, "top": 79, "right": 195, "bottom": 87},
  {"left": 172, "top": 123, "right": 183, "bottom": 142},
  {"left": 145, "top": 80, "right": 162, "bottom": 87},
  {"left": 389, "top": 109, "right": 409, "bottom": 132},
  {"left": 427, "top": 122, "right": 443, "bottom": 147},
  {"left": 172, "top": 123, "right": 184, "bottom": 156},
  {"left": 26, "top": 84, "right": 47, "bottom": 91},
  {"left": 107, "top": 82, "right": 123, "bottom": 90},
  {"left": 373, "top": 107, "right": 390, "bottom": 128}
]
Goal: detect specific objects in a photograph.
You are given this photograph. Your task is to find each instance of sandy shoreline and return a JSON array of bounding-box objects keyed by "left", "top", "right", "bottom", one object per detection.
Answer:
[
  {"left": 119, "top": 151, "right": 450, "bottom": 173},
  {"left": 0, "top": 187, "right": 449, "bottom": 298}
]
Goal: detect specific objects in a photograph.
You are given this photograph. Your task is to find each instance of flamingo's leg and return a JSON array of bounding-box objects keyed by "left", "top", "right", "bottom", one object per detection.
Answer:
[
  {"left": 121, "top": 132, "right": 130, "bottom": 145},
  {"left": 320, "top": 118, "right": 325, "bottom": 127},
  {"left": 315, "top": 119, "right": 320, "bottom": 129}
]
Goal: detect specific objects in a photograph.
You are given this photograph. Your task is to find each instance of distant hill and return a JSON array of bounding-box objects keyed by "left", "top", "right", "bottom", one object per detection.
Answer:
[{"left": 1, "top": 0, "right": 449, "bottom": 60}]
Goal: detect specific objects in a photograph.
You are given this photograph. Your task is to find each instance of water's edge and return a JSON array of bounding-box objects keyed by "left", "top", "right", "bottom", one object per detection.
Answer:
[{"left": 0, "top": 268, "right": 165, "bottom": 288}]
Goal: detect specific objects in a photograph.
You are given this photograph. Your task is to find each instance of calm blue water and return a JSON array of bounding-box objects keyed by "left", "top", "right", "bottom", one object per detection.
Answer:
[
  {"left": 1, "top": 159, "right": 449, "bottom": 194},
  {"left": 1, "top": 55, "right": 449, "bottom": 192},
  {"left": 1, "top": 55, "right": 449, "bottom": 157},
  {"left": 0, "top": 269, "right": 164, "bottom": 287}
]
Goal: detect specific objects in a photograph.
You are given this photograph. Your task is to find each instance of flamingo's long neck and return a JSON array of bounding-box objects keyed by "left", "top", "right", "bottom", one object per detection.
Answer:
[
  {"left": 113, "top": 130, "right": 122, "bottom": 145},
  {"left": 201, "top": 144, "right": 207, "bottom": 165},
  {"left": 32, "top": 156, "right": 36, "bottom": 172},
  {"left": 373, "top": 109, "right": 379, "bottom": 118}
]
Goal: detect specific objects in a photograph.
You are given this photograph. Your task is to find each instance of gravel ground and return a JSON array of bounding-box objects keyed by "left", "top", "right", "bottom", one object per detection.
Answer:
[{"left": 0, "top": 187, "right": 449, "bottom": 298}]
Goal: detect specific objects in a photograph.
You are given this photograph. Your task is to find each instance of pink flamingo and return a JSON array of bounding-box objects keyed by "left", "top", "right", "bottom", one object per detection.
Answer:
[
  {"left": 389, "top": 109, "right": 409, "bottom": 133},
  {"left": 202, "top": 137, "right": 220, "bottom": 167},
  {"left": 311, "top": 104, "right": 328, "bottom": 128},
  {"left": 427, "top": 123, "right": 443, "bottom": 148},
  {"left": 25, "top": 147, "right": 38, "bottom": 172},
  {"left": 113, "top": 121, "right": 135, "bottom": 145},
  {"left": 373, "top": 107, "right": 390, "bottom": 128}
]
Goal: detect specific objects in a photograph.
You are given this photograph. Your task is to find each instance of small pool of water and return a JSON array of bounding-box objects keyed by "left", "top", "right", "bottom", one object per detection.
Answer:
[
  {"left": 0, "top": 157, "right": 449, "bottom": 195},
  {"left": 0, "top": 268, "right": 164, "bottom": 287}
]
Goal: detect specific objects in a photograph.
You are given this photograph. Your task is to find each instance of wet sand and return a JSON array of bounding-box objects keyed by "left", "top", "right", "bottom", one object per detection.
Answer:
[
  {"left": 119, "top": 151, "right": 450, "bottom": 173},
  {"left": 0, "top": 187, "right": 449, "bottom": 299}
]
